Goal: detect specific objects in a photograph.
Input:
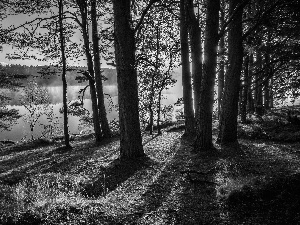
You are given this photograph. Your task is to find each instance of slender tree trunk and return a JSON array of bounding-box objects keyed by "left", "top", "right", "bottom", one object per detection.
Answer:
[
  {"left": 247, "top": 54, "right": 255, "bottom": 112},
  {"left": 269, "top": 76, "right": 274, "bottom": 108},
  {"left": 180, "top": 0, "right": 195, "bottom": 136},
  {"left": 186, "top": 0, "right": 202, "bottom": 115},
  {"left": 219, "top": 0, "right": 243, "bottom": 148},
  {"left": 112, "top": 0, "right": 144, "bottom": 159},
  {"left": 241, "top": 55, "right": 249, "bottom": 123},
  {"left": 149, "top": 102, "right": 154, "bottom": 135},
  {"left": 255, "top": 50, "right": 263, "bottom": 116},
  {"left": 58, "top": 0, "right": 70, "bottom": 148},
  {"left": 194, "top": 0, "right": 220, "bottom": 151},
  {"left": 91, "top": 0, "right": 111, "bottom": 138},
  {"left": 157, "top": 89, "right": 162, "bottom": 135},
  {"left": 76, "top": 0, "right": 102, "bottom": 143},
  {"left": 218, "top": 0, "right": 225, "bottom": 119},
  {"left": 264, "top": 52, "right": 270, "bottom": 110}
]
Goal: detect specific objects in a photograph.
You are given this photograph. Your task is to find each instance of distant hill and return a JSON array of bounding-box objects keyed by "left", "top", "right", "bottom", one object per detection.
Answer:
[{"left": 0, "top": 64, "right": 117, "bottom": 86}]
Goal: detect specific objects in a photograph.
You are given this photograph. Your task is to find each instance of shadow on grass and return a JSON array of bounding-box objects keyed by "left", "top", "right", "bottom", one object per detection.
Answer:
[
  {"left": 114, "top": 139, "right": 187, "bottom": 224},
  {"left": 226, "top": 173, "right": 300, "bottom": 225},
  {"left": 0, "top": 137, "right": 119, "bottom": 186},
  {"left": 0, "top": 139, "right": 54, "bottom": 157},
  {"left": 82, "top": 155, "right": 154, "bottom": 198}
]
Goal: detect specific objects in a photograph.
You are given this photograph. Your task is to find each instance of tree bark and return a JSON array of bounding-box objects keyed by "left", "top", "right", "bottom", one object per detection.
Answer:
[
  {"left": 186, "top": 0, "right": 202, "bottom": 115},
  {"left": 180, "top": 0, "right": 195, "bottom": 136},
  {"left": 157, "top": 89, "right": 162, "bottom": 135},
  {"left": 255, "top": 50, "right": 263, "bottom": 116},
  {"left": 241, "top": 55, "right": 249, "bottom": 123},
  {"left": 247, "top": 54, "right": 255, "bottom": 112},
  {"left": 264, "top": 52, "right": 270, "bottom": 110},
  {"left": 219, "top": 0, "right": 243, "bottom": 148},
  {"left": 218, "top": 1, "right": 225, "bottom": 119},
  {"left": 194, "top": 0, "right": 220, "bottom": 151},
  {"left": 112, "top": 0, "right": 144, "bottom": 159},
  {"left": 91, "top": 0, "right": 111, "bottom": 138},
  {"left": 58, "top": 0, "right": 70, "bottom": 148},
  {"left": 269, "top": 76, "right": 274, "bottom": 108}
]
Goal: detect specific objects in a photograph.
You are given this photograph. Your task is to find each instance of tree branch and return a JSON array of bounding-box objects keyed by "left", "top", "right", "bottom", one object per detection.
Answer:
[{"left": 134, "top": 0, "right": 161, "bottom": 34}]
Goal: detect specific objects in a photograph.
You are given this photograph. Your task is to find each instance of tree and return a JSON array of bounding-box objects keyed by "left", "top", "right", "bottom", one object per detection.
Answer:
[
  {"left": 186, "top": 0, "right": 203, "bottom": 115},
  {"left": 112, "top": 0, "right": 144, "bottom": 159},
  {"left": 194, "top": 0, "right": 220, "bottom": 151},
  {"left": 91, "top": 0, "right": 111, "bottom": 138},
  {"left": 19, "top": 80, "right": 51, "bottom": 140},
  {"left": 58, "top": 0, "right": 71, "bottom": 148},
  {"left": 180, "top": 0, "right": 195, "bottom": 136},
  {"left": 75, "top": 0, "right": 102, "bottom": 143},
  {"left": 136, "top": 4, "right": 179, "bottom": 135},
  {"left": 217, "top": 0, "right": 226, "bottom": 118},
  {"left": 218, "top": 0, "right": 244, "bottom": 148}
]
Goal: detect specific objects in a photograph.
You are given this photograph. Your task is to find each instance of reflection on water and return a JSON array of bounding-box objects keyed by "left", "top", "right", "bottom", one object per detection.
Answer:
[
  {"left": 0, "top": 85, "right": 119, "bottom": 142},
  {"left": 1, "top": 85, "right": 182, "bottom": 142}
]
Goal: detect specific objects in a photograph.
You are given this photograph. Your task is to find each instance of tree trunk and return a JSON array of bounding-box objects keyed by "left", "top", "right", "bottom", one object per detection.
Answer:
[
  {"left": 219, "top": 0, "right": 243, "bottom": 148},
  {"left": 76, "top": 0, "right": 102, "bottom": 143},
  {"left": 194, "top": 0, "right": 220, "bottom": 151},
  {"left": 91, "top": 0, "right": 111, "bottom": 138},
  {"left": 58, "top": 0, "right": 71, "bottom": 148},
  {"left": 241, "top": 55, "right": 249, "bottom": 123},
  {"left": 247, "top": 54, "right": 255, "bottom": 112},
  {"left": 112, "top": 0, "right": 144, "bottom": 159},
  {"left": 254, "top": 50, "right": 263, "bottom": 116},
  {"left": 269, "top": 76, "right": 274, "bottom": 108},
  {"left": 180, "top": 0, "right": 195, "bottom": 136},
  {"left": 149, "top": 102, "right": 154, "bottom": 135},
  {"left": 156, "top": 90, "right": 162, "bottom": 135},
  {"left": 186, "top": 0, "right": 202, "bottom": 115},
  {"left": 218, "top": 0, "right": 225, "bottom": 119},
  {"left": 264, "top": 52, "right": 270, "bottom": 110}
]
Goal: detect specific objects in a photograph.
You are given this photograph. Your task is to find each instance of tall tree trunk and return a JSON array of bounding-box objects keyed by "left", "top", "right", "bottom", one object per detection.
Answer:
[
  {"left": 247, "top": 54, "right": 255, "bottom": 112},
  {"left": 149, "top": 101, "right": 154, "bottom": 135},
  {"left": 269, "top": 76, "right": 274, "bottom": 108},
  {"left": 194, "top": 0, "right": 220, "bottom": 151},
  {"left": 264, "top": 52, "right": 270, "bottom": 110},
  {"left": 76, "top": 0, "right": 102, "bottom": 143},
  {"left": 91, "top": 0, "right": 111, "bottom": 138},
  {"left": 219, "top": 0, "right": 243, "bottom": 148},
  {"left": 112, "top": 0, "right": 144, "bottom": 159},
  {"left": 255, "top": 50, "right": 263, "bottom": 116},
  {"left": 186, "top": 0, "right": 202, "bottom": 115},
  {"left": 180, "top": 0, "right": 195, "bottom": 136},
  {"left": 218, "top": 0, "right": 225, "bottom": 119},
  {"left": 58, "top": 0, "right": 71, "bottom": 148},
  {"left": 241, "top": 55, "right": 249, "bottom": 123},
  {"left": 157, "top": 89, "right": 162, "bottom": 135}
]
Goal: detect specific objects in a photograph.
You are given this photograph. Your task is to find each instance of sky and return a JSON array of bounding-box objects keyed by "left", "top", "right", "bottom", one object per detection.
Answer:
[{"left": 0, "top": 11, "right": 111, "bottom": 67}]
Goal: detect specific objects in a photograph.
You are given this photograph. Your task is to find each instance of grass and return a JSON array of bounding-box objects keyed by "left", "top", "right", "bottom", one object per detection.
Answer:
[{"left": 0, "top": 114, "right": 300, "bottom": 224}]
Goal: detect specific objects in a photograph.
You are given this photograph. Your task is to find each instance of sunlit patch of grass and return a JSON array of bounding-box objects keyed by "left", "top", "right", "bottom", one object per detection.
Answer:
[{"left": 0, "top": 173, "right": 91, "bottom": 224}]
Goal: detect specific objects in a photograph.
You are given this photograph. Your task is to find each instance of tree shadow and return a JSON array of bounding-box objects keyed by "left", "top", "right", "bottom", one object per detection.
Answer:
[
  {"left": 112, "top": 139, "right": 188, "bottom": 223},
  {"left": 0, "top": 137, "right": 120, "bottom": 185},
  {"left": 82, "top": 155, "right": 154, "bottom": 198}
]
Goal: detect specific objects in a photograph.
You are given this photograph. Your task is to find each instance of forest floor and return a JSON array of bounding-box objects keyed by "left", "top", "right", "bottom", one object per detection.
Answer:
[{"left": 0, "top": 114, "right": 300, "bottom": 224}]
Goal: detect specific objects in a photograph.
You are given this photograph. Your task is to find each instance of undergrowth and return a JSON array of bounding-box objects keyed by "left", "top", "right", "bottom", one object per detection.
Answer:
[{"left": 0, "top": 173, "right": 91, "bottom": 225}]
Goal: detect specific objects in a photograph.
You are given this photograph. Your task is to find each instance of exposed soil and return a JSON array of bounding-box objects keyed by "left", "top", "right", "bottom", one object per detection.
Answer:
[{"left": 0, "top": 123, "right": 300, "bottom": 224}]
